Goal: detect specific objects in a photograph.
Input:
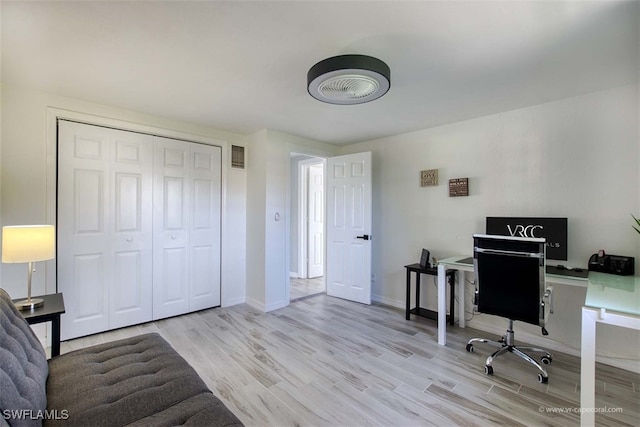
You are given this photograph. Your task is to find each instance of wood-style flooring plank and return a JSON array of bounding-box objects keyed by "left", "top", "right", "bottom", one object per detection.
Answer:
[{"left": 62, "top": 294, "right": 640, "bottom": 427}]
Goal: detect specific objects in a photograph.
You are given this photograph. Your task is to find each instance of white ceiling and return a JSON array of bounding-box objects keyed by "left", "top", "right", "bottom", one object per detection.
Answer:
[{"left": 2, "top": 1, "right": 638, "bottom": 146}]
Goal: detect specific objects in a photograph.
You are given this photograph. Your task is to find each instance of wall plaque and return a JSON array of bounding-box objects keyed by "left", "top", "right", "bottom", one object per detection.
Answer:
[
  {"left": 420, "top": 169, "right": 438, "bottom": 187},
  {"left": 449, "top": 178, "right": 469, "bottom": 197}
]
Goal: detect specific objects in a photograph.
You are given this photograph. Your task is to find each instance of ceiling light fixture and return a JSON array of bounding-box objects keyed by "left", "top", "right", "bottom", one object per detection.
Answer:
[{"left": 307, "top": 54, "right": 390, "bottom": 105}]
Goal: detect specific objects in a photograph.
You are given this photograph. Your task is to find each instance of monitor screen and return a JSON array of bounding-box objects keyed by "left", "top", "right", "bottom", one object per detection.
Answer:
[{"left": 485, "top": 217, "right": 568, "bottom": 261}]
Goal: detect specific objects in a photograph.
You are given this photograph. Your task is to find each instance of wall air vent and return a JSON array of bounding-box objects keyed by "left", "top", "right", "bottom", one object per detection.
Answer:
[{"left": 231, "top": 145, "right": 245, "bottom": 169}]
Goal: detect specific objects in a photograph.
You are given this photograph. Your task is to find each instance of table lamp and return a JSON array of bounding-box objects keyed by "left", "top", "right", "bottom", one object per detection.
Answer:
[{"left": 2, "top": 225, "right": 55, "bottom": 310}]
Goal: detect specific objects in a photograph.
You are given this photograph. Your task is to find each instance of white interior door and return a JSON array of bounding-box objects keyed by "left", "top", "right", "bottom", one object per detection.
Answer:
[
  {"left": 153, "top": 137, "right": 191, "bottom": 320},
  {"left": 188, "top": 143, "right": 222, "bottom": 311},
  {"left": 153, "top": 138, "right": 222, "bottom": 319},
  {"left": 108, "top": 129, "right": 153, "bottom": 329},
  {"left": 326, "top": 151, "right": 372, "bottom": 304},
  {"left": 307, "top": 163, "right": 324, "bottom": 278},
  {"left": 58, "top": 121, "right": 153, "bottom": 340}
]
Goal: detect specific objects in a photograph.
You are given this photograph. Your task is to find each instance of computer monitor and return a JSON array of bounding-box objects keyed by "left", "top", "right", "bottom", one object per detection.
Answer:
[{"left": 486, "top": 217, "right": 568, "bottom": 261}]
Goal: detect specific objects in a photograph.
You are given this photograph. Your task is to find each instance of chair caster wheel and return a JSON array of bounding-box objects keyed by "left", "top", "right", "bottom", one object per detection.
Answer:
[
  {"left": 466, "top": 344, "right": 474, "bottom": 352},
  {"left": 484, "top": 365, "right": 493, "bottom": 375},
  {"left": 541, "top": 356, "right": 552, "bottom": 365},
  {"left": 538, "top": 374, "right": 548, "bottom": 383}
]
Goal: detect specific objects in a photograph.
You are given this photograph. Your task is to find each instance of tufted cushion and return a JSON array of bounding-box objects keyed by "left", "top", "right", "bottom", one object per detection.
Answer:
[
  {"left": 0, "top": 289, "right": 49, "bottom": 427},
  {"left": 46, "top": 333, "right": 242, "bottom": 427}
]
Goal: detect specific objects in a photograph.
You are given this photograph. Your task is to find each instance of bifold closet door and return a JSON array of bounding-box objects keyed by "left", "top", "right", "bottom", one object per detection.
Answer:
[
  {"left": 152, "top": 137, "right": 221, "bottom": 320},
  {"left": 58, "top": 121, "right": 153, "bottom": 340}
]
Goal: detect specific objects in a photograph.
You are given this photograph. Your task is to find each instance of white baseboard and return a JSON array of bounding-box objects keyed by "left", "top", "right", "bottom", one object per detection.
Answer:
[
  {"left": 222, "top": 296, "right": 246, "bottom": 307},
  {"left": 245, "top": 297, "right": 289, "bottom": 313},
  {"left": 372, "top": 294, "right": 404, "bottom": 310},
  {"left": 264, "top": 300, "right": 289, "bottom": 312},
  {"left": 290, "top": 272, "right": 298, "bottom": 278}
]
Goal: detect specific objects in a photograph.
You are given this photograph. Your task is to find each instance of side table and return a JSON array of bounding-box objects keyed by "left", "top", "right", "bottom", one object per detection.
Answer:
[
  {"left": 14, "top": 293, "right": 65, "bottom": 357},
  {"left": 405, "top": 264, "right": 455, "bottom": 325}
]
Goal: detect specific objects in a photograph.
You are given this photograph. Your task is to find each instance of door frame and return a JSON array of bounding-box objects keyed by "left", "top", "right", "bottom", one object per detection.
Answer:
[
  {"left": 298, "top": 157, "right": 325, "bottom": 279},
  {"left": 287, "top": 151, "right": 329, "bottom": 303}
]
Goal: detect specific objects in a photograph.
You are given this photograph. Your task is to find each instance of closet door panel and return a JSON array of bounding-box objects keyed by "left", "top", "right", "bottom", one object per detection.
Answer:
[
  {"left": 110, "top": 250, "right": 145, "bottom": 327},
  {"left": 59, "top": 122, "right": 153, "bottom": 339},
  {"left": 158, "top": 246, "right": 189, "bottom": 301},
  {"left": 59, "top": 122, "right": 222, "bottom": 334},
  {"left": 109, "top": 129, "right": 153, "bottom": 328},
  {"left": 153, "top": 138, "right": 190, "bottom": 319},
  {"left": 189, "top": 145, "right": 221, "bottom": 310},
  {"left": 58, "top": 122, "right": 111, "bottom": 340}
]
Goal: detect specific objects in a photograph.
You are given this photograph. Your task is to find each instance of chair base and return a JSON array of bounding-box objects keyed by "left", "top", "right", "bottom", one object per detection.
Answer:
[{"left": 466, "top": 324, "right": 552, "bottom": 383}]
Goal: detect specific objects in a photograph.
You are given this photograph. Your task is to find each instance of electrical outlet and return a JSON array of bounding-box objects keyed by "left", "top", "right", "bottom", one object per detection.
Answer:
[{"left": 371, "top": 273, "right": 376, "bottom": 282}]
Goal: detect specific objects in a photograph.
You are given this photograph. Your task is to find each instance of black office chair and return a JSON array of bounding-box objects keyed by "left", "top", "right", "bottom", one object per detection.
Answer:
[{"left": 465, "top": 234, "right": 553, "bottom": 383}]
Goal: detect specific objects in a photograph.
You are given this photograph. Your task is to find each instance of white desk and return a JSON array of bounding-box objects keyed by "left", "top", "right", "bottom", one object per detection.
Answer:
[
  {"left": 436, "top": 256, "right": 588, "bottom": 345},
  {"left": 580, "top": 273, "right": 640, "bottom": 427},
  {"left": 436, "top": 257, "right": 639, "bottom": 426},
  {"left": 437, "top": 257, "right": 473, "bottom": 345}
]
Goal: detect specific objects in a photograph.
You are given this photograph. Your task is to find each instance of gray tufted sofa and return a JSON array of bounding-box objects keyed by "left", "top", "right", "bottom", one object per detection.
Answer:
[{"left": 0, "top": 289, "right": 243, "bottom": 427}]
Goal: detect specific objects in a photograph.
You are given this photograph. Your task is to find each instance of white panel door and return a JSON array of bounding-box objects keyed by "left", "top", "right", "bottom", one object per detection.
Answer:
[
  {"left": 153, "top": 137, "right": 191, "bottom": 320},
  {"left": 58, "top": 121, "right": 153, "bottom": 340},
  {"left": 326, "top": 152, "right": 372, "bottom": 304},
  {"left": 307, "top": 164, "right": 324, "bottom": 279},
  {"left": 153, "top": 138, "right": 221, "bottom": 319},
  {"left": 189, "top": 143, "right": 221, "bottom": 311},
  {"left": 109, "top": 128, "right": 153, "bottom": 329}
]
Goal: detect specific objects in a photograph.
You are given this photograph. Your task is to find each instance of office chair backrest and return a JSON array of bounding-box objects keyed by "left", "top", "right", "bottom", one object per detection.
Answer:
[{"left": 473, "top": 234, "right": 546, "bottom": 327}]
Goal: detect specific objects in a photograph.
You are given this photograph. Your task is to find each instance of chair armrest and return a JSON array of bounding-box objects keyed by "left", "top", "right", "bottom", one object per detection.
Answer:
[{"left": 543, "top": 286, "right": 554, "bottom": 315}]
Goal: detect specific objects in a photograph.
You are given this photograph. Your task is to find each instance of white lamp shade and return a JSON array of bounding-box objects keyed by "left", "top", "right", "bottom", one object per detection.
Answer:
[{"left": 2, "top": 225, "right": 56, "bottom": 263}]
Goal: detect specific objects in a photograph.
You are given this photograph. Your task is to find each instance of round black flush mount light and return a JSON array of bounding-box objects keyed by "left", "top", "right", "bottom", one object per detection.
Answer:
[{"left": 307, "top": 54, "right": 390, "bottom": 105}]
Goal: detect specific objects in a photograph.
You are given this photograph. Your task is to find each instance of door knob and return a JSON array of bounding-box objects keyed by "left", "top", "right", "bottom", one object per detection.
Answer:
[{"left": 355, "top": 234, "right": 370, "bottom": 240}]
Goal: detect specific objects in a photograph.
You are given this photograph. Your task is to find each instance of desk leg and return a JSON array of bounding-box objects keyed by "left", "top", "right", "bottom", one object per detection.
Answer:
[
  {"left": 448, "top": 272, "right": 455, "bottom": 326},
  {"left": 51, "top": 315, "right": 61, "bottom": 358},
  {"left": 416, "top": 272, "right": 421, "bottom": 313},
  {"left": 458, "top": 269, "right": 466, "bottom": 329},
  {"left": 437, "top": 264, "right": 446, "bottom": 345},
  {"left": 580, "top": 307, "right": 597, "bottom": 427},
  {"left": 405, "top": 269, "right": 411, "bottom": 320}
]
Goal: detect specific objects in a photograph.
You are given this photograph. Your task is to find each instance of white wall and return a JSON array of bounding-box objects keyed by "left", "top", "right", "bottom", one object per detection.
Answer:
[
  {"left": 246, "top": 130, "right": 336, "bottom": 311},
  {"left": 339, "top": 85, "right": 640, "bottom": 370},
  {"left": 246, "top": 130, "right": 268, "bottom": 308},
  {"left": 1, "top": 84, "right": 248, "bottom": 310}
]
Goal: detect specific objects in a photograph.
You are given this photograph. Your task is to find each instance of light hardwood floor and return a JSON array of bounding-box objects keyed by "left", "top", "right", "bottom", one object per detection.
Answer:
[
  {"left": 290, "top": 276, "right": 325, "bottom": 301},
  {"left": 61, "top": 295, "right": 639, "bottom": 426}
]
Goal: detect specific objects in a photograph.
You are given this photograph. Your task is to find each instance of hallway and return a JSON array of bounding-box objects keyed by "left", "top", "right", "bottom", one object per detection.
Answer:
[{"left": 290, "top": 276, "right": 325, "bottom": 301}]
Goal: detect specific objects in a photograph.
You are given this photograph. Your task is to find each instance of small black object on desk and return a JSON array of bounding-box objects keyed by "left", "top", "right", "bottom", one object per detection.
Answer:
[
  {"left": 13, "top": 293, "right": 65, "bottom": 357},
  {"left": 404, "top": 264, "right": 455, "bottom": 325}
]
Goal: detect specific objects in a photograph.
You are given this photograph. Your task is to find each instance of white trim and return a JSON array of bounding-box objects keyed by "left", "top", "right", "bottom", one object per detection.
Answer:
[
  {"left": 299, "top": 160, "right": 308, "bottom": 279},
  {"left": 372, "top": 293, "right": 404, "bottom": 309},
  {"left": 287, "top": 152, "right": 327, "bottom": 304},
  {"left": 246, "top": 296, "right": 288, "bottom": 313},
  {"left": 222, "top": 296, "right": 246, "bottom": 307},
  {"left": 298, "top": 157, "right": 324, "bottom": 279}
]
